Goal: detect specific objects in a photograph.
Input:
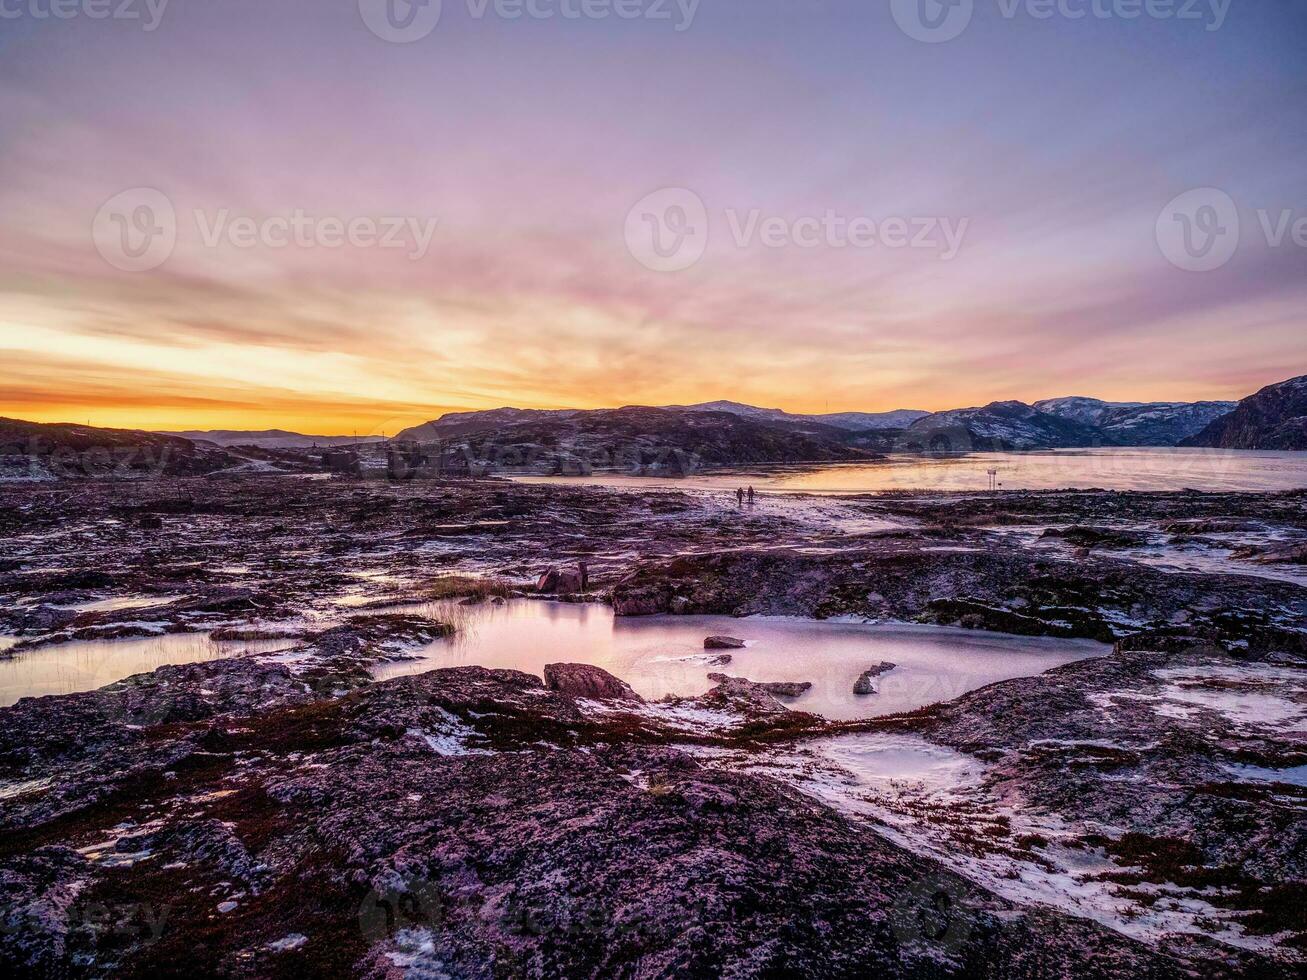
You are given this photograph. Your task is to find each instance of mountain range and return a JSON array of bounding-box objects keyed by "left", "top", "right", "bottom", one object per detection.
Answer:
[
  {"left": 1032, "top": 397, "right": 1236, "bottom": 446},
  {"left": 161, "top": 429, "right": 386, "bottom": 449},
  {"left": 666, "top": 401, "right": 930, "bottom": 431},
  {"left": 398, "top": 406, "right": 876, "bottom": 473},
  {"left": 393, "top": 391, "right": 1252, "bottom": 453},
  {"left": 2, "top": 374, "right": 1302, "bottom": 481}
]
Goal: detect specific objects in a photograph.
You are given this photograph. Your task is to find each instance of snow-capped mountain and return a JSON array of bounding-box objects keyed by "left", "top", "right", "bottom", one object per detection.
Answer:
[
  {"left": 1033, "top": 398, "right": 1237, "bottom": 446},
  {"left": 904, "top": 401, "right": 1105, "bottom": 451},
  {"left": 1031, "top": 397, "right": 1145, "bottom": 428},
  {"left": 672, "top": 401, "right": 929, "bottom": 431}
]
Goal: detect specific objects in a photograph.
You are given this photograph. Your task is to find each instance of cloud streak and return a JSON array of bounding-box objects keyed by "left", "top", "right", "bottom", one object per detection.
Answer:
[{"left": 1, "top": 2, "right": 1304, "bottom": 430}]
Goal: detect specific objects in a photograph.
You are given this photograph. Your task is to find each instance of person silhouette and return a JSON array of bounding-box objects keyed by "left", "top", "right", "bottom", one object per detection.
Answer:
[
  {"left": 736, "top": 487, "right": 745, "bottom": 507},
  {"left": 747, "top": 486, "right": 756, "bottom": 505}
]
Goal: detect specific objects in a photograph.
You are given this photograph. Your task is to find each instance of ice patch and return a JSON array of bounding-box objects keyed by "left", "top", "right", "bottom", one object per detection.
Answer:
[
  {"left": 385, "top": 926, "right": 436, "bottom": 966},
  {"left": 1151, "top": 666, "right": 1307, "bottom": 730},
  {"left": 579, "top": 697, "right": 739, "bottom": 733},
  {"left": 405, "top": 709, "right": 493, "bottom": 757},
  {"left": 1224, "top": 763, "right": 1307, "bottom": 788},
  {"left": 704, "top": 731, "right": 1293, "bottom": 959},
  {"left": 0, "top": 776, "right": 53, "bottom": 801}
]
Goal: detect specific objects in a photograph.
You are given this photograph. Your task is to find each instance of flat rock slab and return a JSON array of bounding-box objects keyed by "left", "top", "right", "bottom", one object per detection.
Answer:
[{"left": 708, "top": 672, "right": 812, "bottom": 699}]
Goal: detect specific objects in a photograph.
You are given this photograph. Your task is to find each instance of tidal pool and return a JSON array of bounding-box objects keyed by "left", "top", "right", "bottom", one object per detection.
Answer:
[
  {"left": 372, "top": 600, "right": 1106, "bottom": 720},
  {"left": 0, "top": 634, "right": 299, "bottom": 707}
]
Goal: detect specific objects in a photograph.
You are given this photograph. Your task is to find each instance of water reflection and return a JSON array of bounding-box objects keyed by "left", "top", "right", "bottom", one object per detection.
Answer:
[{"left": 373, "top": 600, "right": 1106, "bottom": 720}]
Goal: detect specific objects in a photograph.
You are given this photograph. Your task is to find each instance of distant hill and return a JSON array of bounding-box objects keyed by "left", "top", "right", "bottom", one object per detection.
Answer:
[
  {"left": 396, "top": 406, "right": 877, "bottom": 473},
  {"left": 396, "top": 409, "right": 579, "bottom": 442},
  {"left": 0, "top": 418, "right": 240, "bottom": 480},
  {"left": 671, "top": 400, "right": 929, "bottom": 431},
  {"left": 1034, "top": 397, "right": 1237, "bottom": 446},
  {"left": 1182, "top": 375, "right": 1307, "bottom": 450},
  {"left": 162, "top": 429, "right": 385, "bottom": 449}
]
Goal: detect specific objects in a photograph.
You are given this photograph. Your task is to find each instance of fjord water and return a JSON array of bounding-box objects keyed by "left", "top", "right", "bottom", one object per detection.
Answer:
[
  {"left": 373, "top": 600, "right": 1106, "bottom": 720},
  {"left": 515, "top": 448, "right": 1307, "bottom": 494}
]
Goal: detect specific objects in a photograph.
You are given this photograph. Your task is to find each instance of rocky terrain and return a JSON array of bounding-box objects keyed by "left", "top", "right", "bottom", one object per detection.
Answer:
[
  {"left": 0, "top": 474, "right": 1304, "bottom": 977},
  {"left": 0, "top": 420, "right": 243, "bottom": 482},
  {"left": 1185, "top": 375, "right": 1307, "bottom": 451}
]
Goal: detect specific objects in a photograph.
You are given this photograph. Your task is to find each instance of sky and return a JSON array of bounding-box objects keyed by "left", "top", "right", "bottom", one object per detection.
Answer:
[{"left": 1, "top": 0, "right": 1304, "bottom": 435}]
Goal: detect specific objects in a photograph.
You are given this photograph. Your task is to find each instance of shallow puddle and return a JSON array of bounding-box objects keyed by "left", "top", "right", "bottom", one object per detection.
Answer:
[
  {"left": 1224, "top": 763, "right": 1307, "bottom": 788},
  {"left": 371, "top": 600, "right": 1105, "bottom": 720},
  {"left": 51, "top": 595, "right": 183, "bottom": 614},
  {"left": 0, "top": 634, "right": 299, "bottom": 706}
]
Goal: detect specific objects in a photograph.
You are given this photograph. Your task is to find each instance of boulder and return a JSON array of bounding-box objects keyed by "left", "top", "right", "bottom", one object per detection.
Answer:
[
  {"left": 20, "top": 605, "right": 78, "bottom": 633},
  {"left": 853, "top": 662, "right": 897, "bottom": 695},
  {"left": 612, "top": 595, "right": 665, "bottom": 617},
  {"left": 542, "top": 663, "right": 644, "bottom": 703},
  {"left": 537, "top": 567, "right": 584, "bottom": 594},
  {"left": 758, "top": 680, "right": 812, "bottom": 698},
  {"left": 556, "top": 570, "right": 584, "bottom": 594},
  {"left": 704, "top": 635, "right": 746, "bottom": 650}
]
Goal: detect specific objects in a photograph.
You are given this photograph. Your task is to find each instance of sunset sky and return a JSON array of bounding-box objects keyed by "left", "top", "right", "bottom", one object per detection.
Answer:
[{"left": 2, "top": 1, "right": 1305, "bottom": 435}]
